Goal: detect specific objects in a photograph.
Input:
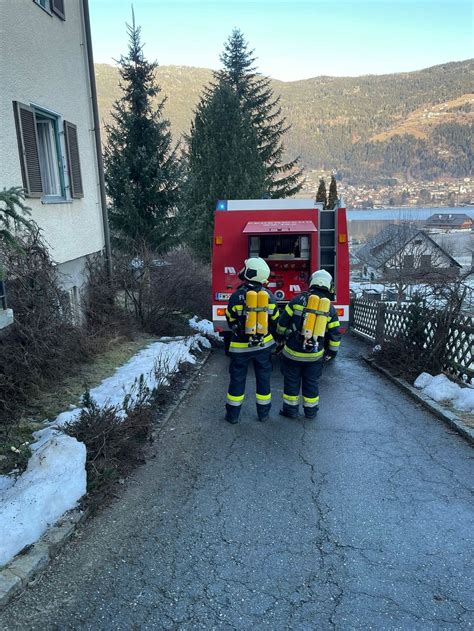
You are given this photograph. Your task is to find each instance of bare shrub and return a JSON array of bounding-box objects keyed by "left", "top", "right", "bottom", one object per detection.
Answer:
[
  {"left": 115, "top": 244, "right": 211, "bottom": 335},
  {"left": 0, "top": 229, "right": 86, "bottom": 433},
  {"left": 82, "top": 254, "right": 135, "bottom": 349},
  {"left": 376, "top": 272, "right": 472, "bottom": 382},
  {"left": 64, "top": 377, "right": 153, "bottom": 498}
]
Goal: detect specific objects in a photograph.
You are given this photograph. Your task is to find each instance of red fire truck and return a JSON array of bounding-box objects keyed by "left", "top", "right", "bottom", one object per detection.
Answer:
[{"left": 211, "top": 199, "right": 350, "bottom": 344}]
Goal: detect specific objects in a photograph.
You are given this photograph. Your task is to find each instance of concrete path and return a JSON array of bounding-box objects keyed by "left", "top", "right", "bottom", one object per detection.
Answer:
[{"left": 1, "top": 336, "right": 473, "bottom": 630}]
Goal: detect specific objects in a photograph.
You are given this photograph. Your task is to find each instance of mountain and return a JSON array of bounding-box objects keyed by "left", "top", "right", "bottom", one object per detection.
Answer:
[{"left": 95, "top": 60, "right": 473, "bottom": 184}]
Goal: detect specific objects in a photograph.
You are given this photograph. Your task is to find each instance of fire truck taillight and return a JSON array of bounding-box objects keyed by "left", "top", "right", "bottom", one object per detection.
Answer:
[
  {"left": 215, "top": 235, "right": 223, "bottom": 245},
  {"left": 338, "top": 234, "right": 347, "bottom": 243},
  {"left": 217, "top": 308, "right": 226, "bottom": 316},
  {"left": 337, "top": 308, "right": 345, "bottom": 317}
]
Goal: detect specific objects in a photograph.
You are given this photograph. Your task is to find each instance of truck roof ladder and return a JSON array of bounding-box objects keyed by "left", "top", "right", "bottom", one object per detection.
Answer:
[{"left": 318, "top": 205, "right": 337, "bottom": 295}]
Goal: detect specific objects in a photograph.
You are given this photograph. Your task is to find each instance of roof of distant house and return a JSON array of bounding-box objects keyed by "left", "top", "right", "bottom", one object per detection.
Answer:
[
  {"left": 425, "top": 213, "right": 473, "bottom": 227},
  {"left": 355, "top": 223, "right": 461, "bottom": 269}
]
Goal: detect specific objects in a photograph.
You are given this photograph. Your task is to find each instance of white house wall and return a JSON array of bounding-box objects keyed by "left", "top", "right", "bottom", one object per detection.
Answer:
[
  {"left": 385, "top": 235, "right": 454, "bottom": 271},
  {"left": 0, "top": 0, "right": 105, "bottom": 266}
]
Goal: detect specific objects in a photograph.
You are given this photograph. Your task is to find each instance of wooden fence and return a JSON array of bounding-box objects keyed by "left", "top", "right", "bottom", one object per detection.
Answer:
[{"left": 351, "top": 299, "right": 473, "bottom": 384}]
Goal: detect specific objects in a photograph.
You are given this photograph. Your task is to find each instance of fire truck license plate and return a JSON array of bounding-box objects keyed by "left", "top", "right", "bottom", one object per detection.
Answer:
[{"left": 215, "top": 292, "right": 232, "bottom": 301}]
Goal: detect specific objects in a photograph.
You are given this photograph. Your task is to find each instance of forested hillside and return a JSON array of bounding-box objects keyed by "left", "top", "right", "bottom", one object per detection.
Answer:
[{"left": 95, "top": 59, "right": 473, "bottom": 184}]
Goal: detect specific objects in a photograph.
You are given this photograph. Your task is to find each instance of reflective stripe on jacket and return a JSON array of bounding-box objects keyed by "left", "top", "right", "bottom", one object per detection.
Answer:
[
  {"left": 225, "top": 283, "right": 280, "bottom": 354},
  {"left": 276, "top": 289, "right": 341, "bottom": 362}
]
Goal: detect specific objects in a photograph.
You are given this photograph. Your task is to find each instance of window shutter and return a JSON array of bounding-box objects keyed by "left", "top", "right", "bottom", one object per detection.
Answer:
[
  {"left": 64, "top": 121, "right": 84, "bottom": 198},
  {"left": 51, "top": 0, "right": 65, "bottom": 20},
  {"left": 12, "top": 101, "right": 43, "bottom": 198}
]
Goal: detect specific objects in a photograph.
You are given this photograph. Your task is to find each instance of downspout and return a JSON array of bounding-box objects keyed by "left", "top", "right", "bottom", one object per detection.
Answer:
[{"left": 82, "top": 0, "right": 113, "bottom": 277}]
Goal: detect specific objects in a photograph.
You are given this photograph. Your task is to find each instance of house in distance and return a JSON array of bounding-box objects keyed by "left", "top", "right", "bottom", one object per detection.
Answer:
[
  {"left": 424, "top": 213, "right": 473, "bottom": 232},
  {"left": 355, "top": 224, "right": 461, "bottom": 283}
]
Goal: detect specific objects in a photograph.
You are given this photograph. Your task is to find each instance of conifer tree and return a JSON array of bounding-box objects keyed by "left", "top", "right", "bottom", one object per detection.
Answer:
[
  {"left": 183, "top": 81, "right": 266, "bottom": 260},
  {"left": 316, "top": 178, "right": 327, "bottom": 208},
  {"left": 104, "top": 17, "right": 181, "bottom": 251},
  {"left": 218, "top": 29, "right": 304, "bottom": 198},
  {"left": 327, "top": 175, "right": 339, "bottom": 210}
]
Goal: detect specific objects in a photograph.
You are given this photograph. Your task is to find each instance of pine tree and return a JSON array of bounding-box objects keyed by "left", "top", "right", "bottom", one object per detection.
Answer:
[
  {"left": 218, "top": 29, "right": 304, "bottom": 198},
  {"left": 104, "top": 17, "right": 181, "bottom": 252},
  {"left": 327, "top": 175, "right": 339, "bottom": 210},
  {"left": 315, "top": 178, "right": 327, "bottom": 208},
  {"left": 183, "top": 81, "right": 267, "bottom": 260},
  {"left": 0, "top": 187, "right": 35, "bottom": 252}
]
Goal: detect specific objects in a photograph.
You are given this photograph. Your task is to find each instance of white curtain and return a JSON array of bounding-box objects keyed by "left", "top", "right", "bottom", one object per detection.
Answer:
[{"left": 36, "top": 119, "right": 61, "bottom": 196}]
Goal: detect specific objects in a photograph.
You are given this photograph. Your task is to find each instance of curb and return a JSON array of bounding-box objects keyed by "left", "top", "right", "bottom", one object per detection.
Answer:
[
  {"left": 0, "top": 509, "right": 87, "bottom": 607},
  {"left": 363, "top": 356, "right": 474, "bottom": 445},
  {"left": 152, "top": 348, "right": 213, "bottom": 439},
  {"left": 0, "top": 348, "right": 213, "bottom": 610}
]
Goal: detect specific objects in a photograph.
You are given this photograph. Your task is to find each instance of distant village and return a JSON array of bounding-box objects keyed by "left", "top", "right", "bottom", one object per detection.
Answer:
[{"left": 302, "top": 173, "right": 474, "bottom": 209}]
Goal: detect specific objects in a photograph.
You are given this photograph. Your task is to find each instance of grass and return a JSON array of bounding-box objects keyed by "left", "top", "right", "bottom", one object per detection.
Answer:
[
  {"left": 0, "top": 334, "right": 157, "bottom": 476},
  {"left": 22, "top": 334, "right": 157, "bottom": 422}
]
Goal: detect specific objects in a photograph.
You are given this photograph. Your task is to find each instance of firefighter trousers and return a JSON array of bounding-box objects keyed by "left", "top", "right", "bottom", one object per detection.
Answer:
[
  {"left": 226, "top": 348, "right": 273, "bottom": 422},
  {"left": 280, "top": 356, "right": 323, "bottom": 418}
]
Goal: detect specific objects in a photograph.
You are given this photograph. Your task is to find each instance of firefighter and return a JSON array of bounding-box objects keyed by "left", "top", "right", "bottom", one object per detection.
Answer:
[
  {"left": 225, "top": 257, "right": 280, "bottom": 424},
  {"left": 276, "top": 269, "right": 341, "bottom": 419}
]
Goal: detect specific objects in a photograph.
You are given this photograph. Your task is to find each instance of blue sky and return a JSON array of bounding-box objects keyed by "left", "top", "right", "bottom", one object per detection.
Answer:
[{"left": 88, "top": 0, "right": 473, "bottom": 81}]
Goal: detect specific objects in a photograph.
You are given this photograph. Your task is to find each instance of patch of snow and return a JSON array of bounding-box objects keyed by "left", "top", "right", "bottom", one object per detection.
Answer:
[
  {"left": 53, "top": 334, "right": 209, "bottom": 427},
  {"left": 0, "top": 432, "right": 86, "bottom": 566},
  {"left": 453, "top": 387, "right": 474, "bottom": 413},
  {"left": 0, "top": 325, "right": 212, "bottom": 567},
  {"left": 414, "top": 372, "right": 474, "bottom": 413},
  {"left": 422, "top": 374, "right": 460, "bottom": 403},
  {"left": 189, "top": 316, "right": 221, "bottom": 342},
  {"left": 414, "top": 372, "right": 434, "bottom": 389}
]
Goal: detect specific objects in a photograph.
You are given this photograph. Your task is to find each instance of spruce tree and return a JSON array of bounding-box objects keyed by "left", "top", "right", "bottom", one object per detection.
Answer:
[
  {"left": 104, "top": 18, "right": 181, "bottom": 252},
  {"left": 327, "top": 175, "right": 339, "bottom": 210},
  {"left": 184, "top": 81, "right": 266, "bottom": 260},
  {"left": 315, "top": 178, "right": 327, "bottom": 208},
  {"left": 218, "top": 29, "right": 304, "bottom": 198}
]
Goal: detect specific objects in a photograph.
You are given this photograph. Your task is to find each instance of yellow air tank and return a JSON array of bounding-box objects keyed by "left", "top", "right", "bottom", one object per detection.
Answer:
[
  {"left": 245, "top": 290, "right": 257, "bottom": 335},
  {"left": 302, "top": 294, "right": 320, "bottom": 341},
  {"left": 313, "top": 297, "right": 331, "bottom": 338},
  {"left": 256, "top": 290, "right": 269, "bottom": 336}
]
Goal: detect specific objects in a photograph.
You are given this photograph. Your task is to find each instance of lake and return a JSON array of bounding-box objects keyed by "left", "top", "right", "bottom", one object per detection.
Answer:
[{"left": 347, "top": 206, "right": 474, "bottom": 221}]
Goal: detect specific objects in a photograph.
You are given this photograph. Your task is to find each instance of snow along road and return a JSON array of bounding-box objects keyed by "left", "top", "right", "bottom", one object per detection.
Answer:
[{"left": 1, "top": 335, "right": 473, "bottom": 629}]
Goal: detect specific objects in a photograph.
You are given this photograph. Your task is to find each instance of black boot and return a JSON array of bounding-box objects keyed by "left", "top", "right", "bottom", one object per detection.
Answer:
[{"left": 279, "top": 408, "right": 298, "bottom": 419}]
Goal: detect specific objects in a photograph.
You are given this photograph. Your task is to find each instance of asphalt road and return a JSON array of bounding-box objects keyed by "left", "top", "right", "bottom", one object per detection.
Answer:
[{"left": 1, "top": 336, "right": 473, "bottom": 630}]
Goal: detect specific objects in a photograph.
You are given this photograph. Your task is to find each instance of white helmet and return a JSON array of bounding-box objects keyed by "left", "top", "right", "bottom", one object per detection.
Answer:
[
  {"left": 309, "top": 269, "right": 333, "bottom": 291},
  {"left": 239, "top": 257, "right": 270, "bottom": 284}
]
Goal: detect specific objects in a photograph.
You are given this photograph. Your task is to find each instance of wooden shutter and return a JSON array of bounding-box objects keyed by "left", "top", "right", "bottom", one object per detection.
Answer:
[
  {"left": 64, "top": 121, "right": 84, "bottom": 198},
  {"left": 51, "top": 0, "right": 65, "bottom": 20},
  {"left": 12, "top": 101, "right": 43, "bottom": 198}
]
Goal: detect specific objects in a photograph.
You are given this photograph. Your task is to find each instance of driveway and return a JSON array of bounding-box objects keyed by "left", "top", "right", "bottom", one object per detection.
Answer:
[{"left": 1, "top": 336, "right": 473, "bottom": 629}]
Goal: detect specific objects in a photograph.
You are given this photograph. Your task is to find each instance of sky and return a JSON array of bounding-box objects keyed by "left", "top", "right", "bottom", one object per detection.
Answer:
[{"left": 88, "top": 0, "right": 473, "bottom": 81}]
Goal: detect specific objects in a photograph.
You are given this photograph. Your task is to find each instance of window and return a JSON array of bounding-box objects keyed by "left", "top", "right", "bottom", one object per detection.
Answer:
[
  {"left": 35, "top": 0, "right": 51, "bottom": 10},
  {"left": 35, "top": 111, "right": 64, "bottom": 197},
  {"left": 67, "top": 286, "right": 81, "bottom": 325},
  {"left": 34, "top": 0, "right": 65, "bottom": 20},
  {"left": 13, "top": 101, "right": 83, "bottom": 201},
  {"left": 403, "top": 255, "right": 414, "bottom": 268},
  {"left": 420, "top": 254, "right": 432, "bottom": 269},
  {"left": 253, "top": 235, "right": 310, "bottom": 260}
]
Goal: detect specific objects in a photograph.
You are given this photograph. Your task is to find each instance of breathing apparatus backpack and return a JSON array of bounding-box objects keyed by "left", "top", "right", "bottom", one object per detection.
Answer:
[
  {"left": 244, "top": 289, "right": 269, "bottom": 346},
  {"left": 301, "top": 294, "right": 331, "bottom": 350}
]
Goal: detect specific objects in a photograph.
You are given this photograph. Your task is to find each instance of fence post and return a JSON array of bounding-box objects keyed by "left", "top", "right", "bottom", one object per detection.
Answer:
[{"left": 375, "top": 302, "right": 386, "bottom": 344}]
